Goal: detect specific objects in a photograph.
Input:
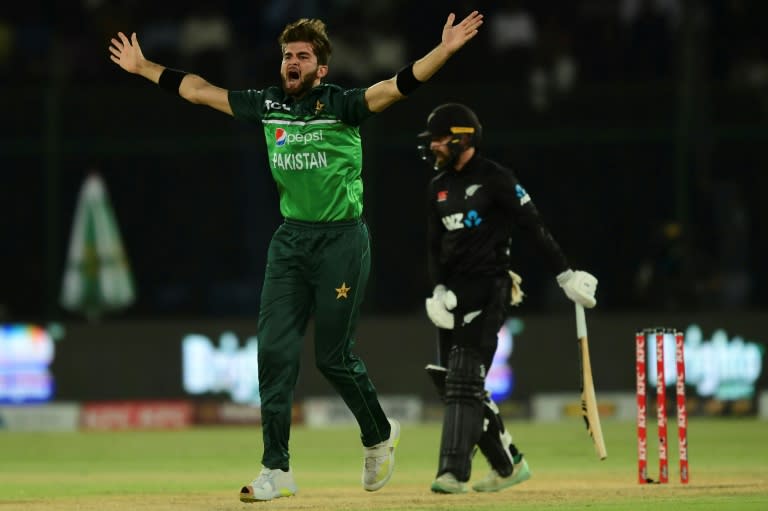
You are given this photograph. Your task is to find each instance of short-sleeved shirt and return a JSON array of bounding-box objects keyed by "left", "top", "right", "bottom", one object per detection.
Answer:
[{"left": 229, "top": 84, "right": 374, "bottom": 221}]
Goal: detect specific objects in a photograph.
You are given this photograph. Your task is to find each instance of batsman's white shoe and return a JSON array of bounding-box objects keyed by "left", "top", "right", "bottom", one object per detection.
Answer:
[
  {"left": 362, "top": 418, "right": 401, "bottom": 491},
  {"left": 472, "top": 457, "right": 531, "bottom": 492},
  {"left": 431, "top": 472, "right": 468, "bottom": 494},
  {"left": 239, "top": 467, "right": 297, "bottom": 502}
]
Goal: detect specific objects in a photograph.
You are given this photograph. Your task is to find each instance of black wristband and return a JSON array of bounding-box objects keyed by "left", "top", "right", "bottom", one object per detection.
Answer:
[
  {"left": 158, "top": 68, "right": 188, "bottom": 96},
  {"left": 395, "top": 62, "right": 423, "bottom": 96}
]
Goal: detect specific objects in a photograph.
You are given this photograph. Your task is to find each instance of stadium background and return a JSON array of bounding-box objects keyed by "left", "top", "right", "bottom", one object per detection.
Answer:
[{"left": 1, "top": 0, "right": 767, "bottom": 421}]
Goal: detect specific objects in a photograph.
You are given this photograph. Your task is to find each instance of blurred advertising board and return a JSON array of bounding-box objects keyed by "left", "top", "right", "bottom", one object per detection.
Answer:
[
  {"left": 182, "top": 331, "right": 260, "bottom": 405},
  {"left": 0, "top": 403, "right": 80, "bottom": 431},
  {"left": 0, "top": 324, "right": 57, "bottom": 404},
  {"left": 49, "top": 312, "right": 766, "bottom": 417},
  {"left": 194, "top": 400, "right": 262, "bottom": 425},
  {"left": 81, "top": 400, "right": 193, "bottom": 430},
  {"left": 302, "top": 395, "right": 422, "bottom": 426}
]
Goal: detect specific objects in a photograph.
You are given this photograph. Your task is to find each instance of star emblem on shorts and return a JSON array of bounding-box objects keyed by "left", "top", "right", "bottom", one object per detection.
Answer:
[{"left": 335, "top": 282, "right": 351, "bottom": 299}]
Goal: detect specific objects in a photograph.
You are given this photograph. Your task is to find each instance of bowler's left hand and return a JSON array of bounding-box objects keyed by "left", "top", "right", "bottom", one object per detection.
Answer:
[{"left": 441, "top": 11, "right": 484, "bottom": 55}]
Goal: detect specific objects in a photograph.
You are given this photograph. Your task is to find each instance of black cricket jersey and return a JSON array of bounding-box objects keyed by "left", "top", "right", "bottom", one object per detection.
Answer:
[{"left": 427, "top": 153, "right": 569, "bottom": 285}]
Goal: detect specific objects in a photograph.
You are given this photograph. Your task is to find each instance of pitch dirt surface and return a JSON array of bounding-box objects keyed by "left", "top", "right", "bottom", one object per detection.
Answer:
[
  {"left": 6, "top": 479, "right": 768, "bottom": 511},
  {"left": 2, "top": 419, "right": 767, "bottom": 511}
]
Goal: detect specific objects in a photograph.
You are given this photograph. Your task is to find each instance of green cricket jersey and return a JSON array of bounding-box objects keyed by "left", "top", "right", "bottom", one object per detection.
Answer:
[{"left": 228, "top": 84, "right": 374, "bottom": 222}]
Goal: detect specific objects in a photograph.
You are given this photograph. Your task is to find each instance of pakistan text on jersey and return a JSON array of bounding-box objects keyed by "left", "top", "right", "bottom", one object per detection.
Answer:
[{"left": 272, "top": 151, "right": 328, "bottom": 170}]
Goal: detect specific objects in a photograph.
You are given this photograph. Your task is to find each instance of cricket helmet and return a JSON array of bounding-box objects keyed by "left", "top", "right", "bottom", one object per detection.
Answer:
[
  {"left": 417, "top": 103, "right": 482, "bottom": 170},
  {"left": 418, "top": 103, "right": 482, "bottom": 146}
]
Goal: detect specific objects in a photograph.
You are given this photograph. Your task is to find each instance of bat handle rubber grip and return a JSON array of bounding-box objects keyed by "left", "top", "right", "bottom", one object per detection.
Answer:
[{"left": 576, "top": 303, "right": 587, "bottom": 339}]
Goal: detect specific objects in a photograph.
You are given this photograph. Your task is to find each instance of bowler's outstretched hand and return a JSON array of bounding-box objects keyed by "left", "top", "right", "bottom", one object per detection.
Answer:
[
  {"left": 109, "top": 32, "right": 144, "bottom": 74},
  {"left": 441, "top": 11, "right": 484, "bottom": 55}
]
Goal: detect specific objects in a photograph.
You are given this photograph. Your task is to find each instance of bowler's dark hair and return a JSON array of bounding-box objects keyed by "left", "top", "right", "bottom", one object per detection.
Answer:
[{"left": 279, "top": 19, "right": 332, "bottom": 65}]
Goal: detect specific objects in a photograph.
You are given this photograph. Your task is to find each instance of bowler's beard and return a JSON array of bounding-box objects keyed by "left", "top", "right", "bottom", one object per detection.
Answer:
[{"left": 282, "top": 68, "right": 319, "bottom": 98}]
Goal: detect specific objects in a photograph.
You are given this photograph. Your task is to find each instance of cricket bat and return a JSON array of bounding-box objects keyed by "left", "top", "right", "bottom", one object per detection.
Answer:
[{"left": 576, "top": 303, "right": 608, "bottom": 460}]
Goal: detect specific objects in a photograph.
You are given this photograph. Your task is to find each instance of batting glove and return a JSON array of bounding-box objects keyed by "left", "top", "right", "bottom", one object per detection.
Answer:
[
  {"left": 557, "top": 269, "right": 598, "bottom": 308},
  {"left": 425, "top": 284, "right": 457, "bottom": 329},
  {"left": 508, "top": 270, "right": 525, "bottom": 306}
]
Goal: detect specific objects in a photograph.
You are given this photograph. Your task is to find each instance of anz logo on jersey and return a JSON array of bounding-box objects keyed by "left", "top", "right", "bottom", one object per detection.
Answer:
[{"left": 441, "top": 209, "right": 483, "bottom": 231}]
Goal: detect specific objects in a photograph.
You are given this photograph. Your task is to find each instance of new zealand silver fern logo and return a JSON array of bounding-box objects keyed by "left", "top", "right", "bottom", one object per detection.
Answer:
[{"left": 465, "top": 184, "right": 482, "bottom": 199}]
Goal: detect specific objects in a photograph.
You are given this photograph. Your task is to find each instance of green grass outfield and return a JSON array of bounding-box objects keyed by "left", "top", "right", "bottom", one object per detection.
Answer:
[{"left": 1, "top": 418, "right": 766, "bottom": 510}]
